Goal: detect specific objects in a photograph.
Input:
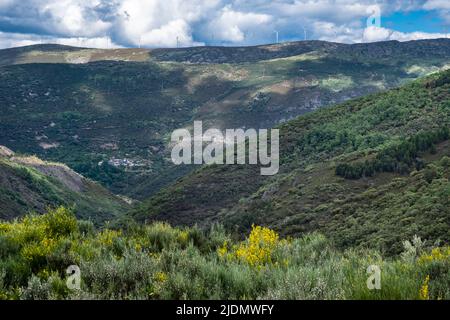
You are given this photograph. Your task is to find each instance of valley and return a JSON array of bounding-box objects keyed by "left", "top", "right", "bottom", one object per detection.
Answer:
[
  {"left": 131, "top": 70, "right": 450, "bottom": 255},
  {"left": 0, "top": 39, "right": 449, "bottom": 201},
  {"left": 0, "top": 39, "right": 449, "bottom": 301}
]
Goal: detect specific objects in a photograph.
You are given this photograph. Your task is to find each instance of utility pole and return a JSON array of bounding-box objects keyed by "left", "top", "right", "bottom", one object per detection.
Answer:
[
  {"left": 176, "top": 36, "right": 179, "bottom": 48},
  {"left": 274, "top": 30, "right": 279, "bottom": 44}
]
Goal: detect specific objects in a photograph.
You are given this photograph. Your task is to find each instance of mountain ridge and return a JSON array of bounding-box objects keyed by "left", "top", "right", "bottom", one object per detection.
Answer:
[
  {"left": 1, "top": 38, "right": 450, "bottom": 66},
  {"left": 0, "top": 39, "right": 449, "bottom": 201}
]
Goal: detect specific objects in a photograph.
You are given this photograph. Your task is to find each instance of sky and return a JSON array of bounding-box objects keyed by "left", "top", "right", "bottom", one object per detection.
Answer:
[{"left": 0, "top": 0, "right": 448, "bottom": 49}]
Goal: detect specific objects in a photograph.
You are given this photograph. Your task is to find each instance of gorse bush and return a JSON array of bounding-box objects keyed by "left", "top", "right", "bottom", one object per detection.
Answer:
[
  {"left": 218, "top": 225, "right": 285, "bottom": 268},
  {"left": 236, "top": 225, "right": 280, "bottom": 267},
  {"left": 0, "top": 207, "right": 449, "bottom": 300}
]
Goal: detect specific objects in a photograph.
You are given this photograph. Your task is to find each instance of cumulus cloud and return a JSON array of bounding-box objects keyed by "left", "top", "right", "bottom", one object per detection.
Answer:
[
  {"left": 55, "top": 36, "right": 121, "bottom": 48},
  {"left": 139, "top": 19, "right": 203, "bottom": 47},
  {"left": 389, "top": 30, "right": 448, "bottom": 41},
  {"left": 40, "top": 0, "right": 111, "bottom": 37},
  {"left": 423, "top": 0, "right": 450, "bottom": 10},
  {"left": 363, "top": 26, "right": 392, "bottom": 42},
  {"left": 422, "top": 0, "right": 450, "bottom": 25},
  {"left": 0, "top": 32, "right": 42, "bottom": 48},
  {"left": 361, "top": 26, "right": 447, "bottom": 43},
  {"left": 0, "top": 0, "right": 448, "bottom": 49},
  {"left": 313, "top": 21, "right": 362, "bottom": 43},
  {"left": 0, "top": 31, "right": 120, "bottom": 49},
  {"left": 112, "top": 0, "right": 218, "bottom": 47},
  {"left": 208, "top": 6, "right": 272, "bottom": 43}
]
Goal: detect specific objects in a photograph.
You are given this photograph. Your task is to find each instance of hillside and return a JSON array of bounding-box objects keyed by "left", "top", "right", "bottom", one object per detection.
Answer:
[
  {"left": 0, "top": 146, "right": 130, "bottom": 222},
  {"left": 130, "top": 70, "right": 450, "bottom": 255},
  {"left": 0, "top": 39, "right": 449, "bottom": 200},
  {"left": 0, "top": 44, "right": 150, "bottom": 66}
]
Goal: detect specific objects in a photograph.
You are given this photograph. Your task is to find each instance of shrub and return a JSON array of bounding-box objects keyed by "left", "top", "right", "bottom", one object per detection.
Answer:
[
  {"left": 80, "top": 248, "right": 157, "bottom": 299},
  {"left": 1, "top": 208, "right": 450, "bottom": 300},
  {"left": 219, "top": 225, "right": 281, "bottom": 268}
]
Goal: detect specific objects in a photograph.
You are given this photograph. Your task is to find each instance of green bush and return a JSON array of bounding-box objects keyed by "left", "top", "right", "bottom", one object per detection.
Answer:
[{"left": 0, "top": 208, "right": 449, "bottom": 300}]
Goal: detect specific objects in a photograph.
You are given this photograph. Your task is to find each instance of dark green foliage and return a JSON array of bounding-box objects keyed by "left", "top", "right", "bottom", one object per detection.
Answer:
[
  {"left": 1, "top": 40, "right": 449, "bottom": 199},
  {"left": 0, "top": 155, "right": 130, "bottom": 223},
  {"left": 132, "top": 69, "right": 450, "bottom": 255},
  {"left": 336, "top": 127, "right": 450, "bottom": 179}
]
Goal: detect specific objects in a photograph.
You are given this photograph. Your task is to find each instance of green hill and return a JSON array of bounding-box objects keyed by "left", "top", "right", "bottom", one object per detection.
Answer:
[
  {"left": 130, "top": 69, "right": 450, "bottom": 255},
  {"left": 0, "top": 146, "right": 130, "bottom": 223},
  {"left": 0, "top": 39, "right": 449, "bottom": 200}
]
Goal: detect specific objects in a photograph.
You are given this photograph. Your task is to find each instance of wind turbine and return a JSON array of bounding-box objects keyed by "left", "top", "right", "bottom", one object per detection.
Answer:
[{"left": 442, "top": 25, "right": 449, "bottom": 38}]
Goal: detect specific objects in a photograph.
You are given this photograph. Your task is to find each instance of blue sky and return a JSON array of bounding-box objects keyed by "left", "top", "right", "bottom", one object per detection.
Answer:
[
  {"left": 0, "top": 0, "right": 448, "bottom": 49},
  {"left": 383, "top": 10, "right": 446, "bottom": 33}
]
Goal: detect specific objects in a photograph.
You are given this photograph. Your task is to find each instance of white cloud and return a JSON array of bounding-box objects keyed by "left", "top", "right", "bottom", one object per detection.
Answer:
[
  {"left": 423, "top": 0, "right": 450, "bottom": 25},
  {"left": 0, "top": 31, "right": 120, "bottom": 49},
  {"left": 55, "top": 36, "right": 121, "bottom": 48},
  {"left": 208, "top": 6, "right": 272, "bottom": 43},
  {"left": 139, "top": 19, "right": 203, "bottom": 47},
  {"left": 313, "top": 21, "right": 362, "bottom": 43},
  {"left": 361, "top": 26, "right": 448, "bottom": 43},
  {"left": 39, "top": 0, "right": 110, "bottom": 37},
  {"left": 363, "top": 26, "right": 392, "bottom": 42},
  {"left": 0, "top": 32, "right": 41, "bottom": 48},
  {"left": 389, "top": 30, "right": 448, "bottom": 41},
  {"left": 423, "top": 0, "right": 450, "bottom": 11},
  {"left": 0, "top": 0, "right": 14, "bottom": 9},
  {"left": 0, "top": 0, "right": 448, "bottom": 48},
  {"left": 113, "top": 0, "right": 221, "bottom": 47}
]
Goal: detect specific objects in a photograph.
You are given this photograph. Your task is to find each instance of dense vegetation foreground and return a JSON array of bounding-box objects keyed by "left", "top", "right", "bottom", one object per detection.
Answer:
[{"left": 0, "top": 207, "right": 449, "bottom": 300}]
